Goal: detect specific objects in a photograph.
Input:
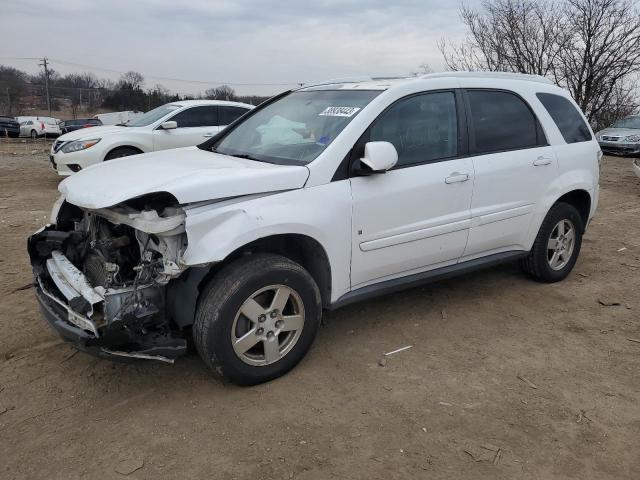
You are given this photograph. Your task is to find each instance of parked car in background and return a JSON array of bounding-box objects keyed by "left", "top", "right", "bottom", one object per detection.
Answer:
[
  {"left": 50, "top": 100, "right": 253, "bottom": 175},
  {"left": 92, "top": 111, "right": 143, "bottom": 126},
  {"left": 0, "top": 116, "right": 20, "bottom": 137},
  {"left": 17, "top": 116, "right": 62, "bottom": 138},
  {"left": 29, "top": 72, "right": 600, "bottom": 385},
  {"left": 596, "top": 115, "right": 640, "bottom": 156},
  {"left": 59, "top": 118, "right": 102, "bottom": 135}
]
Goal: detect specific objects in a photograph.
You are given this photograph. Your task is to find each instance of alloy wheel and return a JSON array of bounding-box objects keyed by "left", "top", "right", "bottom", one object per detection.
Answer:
[
  {"left": 547, "top": 219, "right": 575, "bottom": 270},
  {"left": 231, "top": 285, "right": 305, "bottom": 366}
]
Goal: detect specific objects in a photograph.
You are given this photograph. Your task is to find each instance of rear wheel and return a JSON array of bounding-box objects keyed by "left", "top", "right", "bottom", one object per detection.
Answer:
[
  {"left": 194, "top": 254, "right": 322, "bottom": 386},
  {"left": 521, "top": 202, "right": 584, "bottom": 282},
  {"left": 30, "top": 130, "right": 38, "bottom": 139},
  {"left": 104, "top": 147, "right": 141, "bottom": 160}
]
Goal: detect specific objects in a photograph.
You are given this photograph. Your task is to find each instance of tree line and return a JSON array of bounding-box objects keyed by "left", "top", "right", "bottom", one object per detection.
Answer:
[{"left": 0, "top": 67, "right": 270, "bottom": 118}]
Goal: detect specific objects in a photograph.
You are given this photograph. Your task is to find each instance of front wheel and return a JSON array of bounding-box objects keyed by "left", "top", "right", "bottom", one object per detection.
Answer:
[
  {"left": 194, "top": 254, "right": 322, "bottom": 386},
  {"left": 521, "top": 202, "right": 584, "bottom": 282},
  {"left": 30, "top": 130, "right": 38, "bottom": 139}
]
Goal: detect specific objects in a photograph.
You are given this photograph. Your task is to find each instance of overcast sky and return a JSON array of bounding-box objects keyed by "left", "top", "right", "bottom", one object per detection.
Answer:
[{"left": 1, "top": 0, "right": 473, "bottom": 96}]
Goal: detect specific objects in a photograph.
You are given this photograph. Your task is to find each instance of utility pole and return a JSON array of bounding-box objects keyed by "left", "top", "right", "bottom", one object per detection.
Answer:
[
  {"left": 5, "top": 87, "right": 10, "bottom": 114},
  {"left": 39, "top": 57, "right": 52, "bottom": 116}
]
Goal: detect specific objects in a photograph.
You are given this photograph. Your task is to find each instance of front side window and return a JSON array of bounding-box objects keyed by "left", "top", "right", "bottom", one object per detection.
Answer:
[
  {"left": 127, "top": 104, "right": 181, "bottom": 127},
  {"left": 467, "top": 90, "right": 541, "bottom": 154},
  {"left": 169, "top": 106, "right": 218, "bottom": 128},
  {"left": 369, "top": 91, "right": 458, "bottom": 167},
  {"left": 211, "top": 90, "right": 381, "bottom": 165},
  {"left": 536, "top": 93, "right": 592, "bottom": 143}
]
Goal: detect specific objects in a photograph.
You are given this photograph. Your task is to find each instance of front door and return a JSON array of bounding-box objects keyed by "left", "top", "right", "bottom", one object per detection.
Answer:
[
  {"left": 350, "top": 91, "right": 474, "bottom": 287},
  {"left": 152, "top": 105, "right": 221, "bottom": 151}
]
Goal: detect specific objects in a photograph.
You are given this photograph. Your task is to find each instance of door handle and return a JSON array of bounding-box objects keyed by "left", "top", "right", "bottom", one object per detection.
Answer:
[
  {"left": 533, "top": 156, "right": 552, "bottom": 166},
  {"left": 445, "top": 172, "right": 470, "bottom": 184},
  {"left": 203, "top": 133, "right": 215, "bottom": 138}
]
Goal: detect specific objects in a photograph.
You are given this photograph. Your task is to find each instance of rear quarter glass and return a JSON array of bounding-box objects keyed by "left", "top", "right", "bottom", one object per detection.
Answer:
[{"left": 536, "top": 93, "right": 592, "bottom": 143}]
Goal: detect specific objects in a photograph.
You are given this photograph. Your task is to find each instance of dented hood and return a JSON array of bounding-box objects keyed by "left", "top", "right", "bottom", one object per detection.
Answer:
[{"left": 59, "top": 146, "right": 310, "bottom": 209}]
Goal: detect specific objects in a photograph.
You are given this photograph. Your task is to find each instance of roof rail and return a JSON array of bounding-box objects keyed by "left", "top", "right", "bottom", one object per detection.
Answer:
[
  {"left": 300, "top": 75, "right": 409, "bottom": 89},
  {"left": 421, "top": 71, "right": 553, "bottom": 85}
]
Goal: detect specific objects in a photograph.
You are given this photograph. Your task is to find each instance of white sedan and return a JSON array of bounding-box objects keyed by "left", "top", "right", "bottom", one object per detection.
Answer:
[
  {"left": 49, "top": 100, "right": 253, "bottom": 175},
  {"left": 18, "top": 116, "right": 62, "bottom": 138}
]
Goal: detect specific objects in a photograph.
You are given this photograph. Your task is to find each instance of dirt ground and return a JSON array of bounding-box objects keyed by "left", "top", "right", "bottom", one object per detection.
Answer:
[{"left": 0, "top": 139, "right": 638, "bottom": 480}]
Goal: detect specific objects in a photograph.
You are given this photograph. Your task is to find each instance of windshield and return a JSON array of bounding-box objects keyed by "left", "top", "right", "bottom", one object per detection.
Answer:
[
  {"left": 211, "top": 90, "right": 381, "bottom": 165},
  {"left": 612, "top": 116, "right": 640, "bottom": 129},
  {"left": 126, "top": 104, "right": 181, "bottom": 127}
]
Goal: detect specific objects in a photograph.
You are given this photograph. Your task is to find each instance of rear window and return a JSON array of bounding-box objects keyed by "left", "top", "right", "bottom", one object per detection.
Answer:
[
  {"left": 467, "top": 90, "right": 544, "bottom": 154},
  {"left": 536, "top": 93, "right": 592, "bottom": 143}
]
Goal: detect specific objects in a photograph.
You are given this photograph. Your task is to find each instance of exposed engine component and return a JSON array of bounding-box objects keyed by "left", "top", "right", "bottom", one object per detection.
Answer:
[{"left": 27, "top": 197, "right": 190, "bottom": 362}]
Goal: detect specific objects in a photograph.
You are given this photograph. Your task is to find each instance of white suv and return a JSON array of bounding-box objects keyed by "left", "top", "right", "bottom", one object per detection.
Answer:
[
  {"left": 29, "top": 72, "right": 600, "bottom": 385},
  {"left": 49, "top": 100, "right": 253, "bottom": 175}
]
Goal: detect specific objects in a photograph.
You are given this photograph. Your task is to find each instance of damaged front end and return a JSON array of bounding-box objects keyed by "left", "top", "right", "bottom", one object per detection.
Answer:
[{"left": 28, "top": 193, "right": 190, "bottom": 363}]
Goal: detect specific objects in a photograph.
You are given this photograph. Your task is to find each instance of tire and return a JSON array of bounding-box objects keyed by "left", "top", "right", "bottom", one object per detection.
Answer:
[
  {"left": 194, "top": 254, "right": 322, "bottom": 386},
  {"left": 30, "top": 130, "right": 38, "bottom": 139},
  {"left": 521, "top": 202, "right": 584, "bottom": 283},
  {"left": 104, "top": 147, "right": 141, "bottom": 160}
]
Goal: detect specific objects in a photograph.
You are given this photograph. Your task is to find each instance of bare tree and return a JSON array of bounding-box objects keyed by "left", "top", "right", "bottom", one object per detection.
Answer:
[
  {"left": 119, "top": 71, "right": 145, "bottom": 90},
  {"left": 411, "top": 63, "right": 435, "bottom": 77},
  {"left": 439, "top": 0, "right": 640, "bottom": 128},
  {"left": 204, "top": 85, "right": 236, "bottom": 101}
]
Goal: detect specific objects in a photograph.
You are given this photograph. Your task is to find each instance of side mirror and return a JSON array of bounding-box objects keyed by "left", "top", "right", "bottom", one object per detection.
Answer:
[
  {"left": 359, "top": 141, "right": 398, "bottom": 173},
  {"left": 159, "top": 121, "right": 177, "bottom": 130}
]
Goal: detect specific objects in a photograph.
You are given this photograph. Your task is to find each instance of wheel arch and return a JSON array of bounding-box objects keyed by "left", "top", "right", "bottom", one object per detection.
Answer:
[
  {"left": 167, "top": 233, "right": 333, "bottom": 329},
  {"left": 554, "top": 189, "right": 591, "bottom": 229},
  {"left": 103, "top": 145, "right": 145, "bottom": 160}
]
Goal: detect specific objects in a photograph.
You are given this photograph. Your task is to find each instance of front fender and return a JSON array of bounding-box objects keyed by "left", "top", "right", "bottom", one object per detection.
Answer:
[{"left": 181, "top": 183, "right": 353, "bottom": 302}]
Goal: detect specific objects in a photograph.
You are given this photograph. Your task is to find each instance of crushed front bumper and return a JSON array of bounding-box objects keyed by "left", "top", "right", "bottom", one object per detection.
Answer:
[
  {"left": 34, "top": 277, "right": 187, "bottom": 363},
  {"left": 29, "top": 231, "right": 187, "bottom": 363}
]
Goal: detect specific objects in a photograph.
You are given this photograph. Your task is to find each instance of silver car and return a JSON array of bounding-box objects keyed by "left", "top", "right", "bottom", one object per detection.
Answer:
[{"left": 596, "top": 115, "right": 640, "bottom": 156}]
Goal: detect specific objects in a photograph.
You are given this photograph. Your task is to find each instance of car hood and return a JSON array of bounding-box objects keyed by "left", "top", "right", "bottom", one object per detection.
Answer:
[
  {"left": 59, "top": 146, "right": 310, "bottom": 209},
  {"left": 597, "top": 127, "right": 640, "bottom": 138},
  {"left": 57, "top": 124, "right": 141, "bottom": 141}
]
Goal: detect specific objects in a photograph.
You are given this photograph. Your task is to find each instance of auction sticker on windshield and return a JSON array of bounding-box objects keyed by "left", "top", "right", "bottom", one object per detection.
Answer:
[{"left": 319, "top": 106, "right": 361, "bottom": 117}]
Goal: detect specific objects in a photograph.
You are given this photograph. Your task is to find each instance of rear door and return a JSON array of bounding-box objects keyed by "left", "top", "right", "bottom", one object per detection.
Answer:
[
  {"left": 461, "top": 89, "right": 557, "bottom": 259},
  {"left": 350, "top": 90, "right": 475, "bottom": 287},
  {"left": 152, "top": 106, "right": 220, "bottom": 151}
]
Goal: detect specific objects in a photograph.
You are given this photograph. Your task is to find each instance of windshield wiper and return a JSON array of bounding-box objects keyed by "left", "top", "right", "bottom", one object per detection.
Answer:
[
  {"left": 229, "top": 153, "right": 261, "bottom": 161},
  {"left": 211, "top": 146, "right": 262, "bottom": 162}
]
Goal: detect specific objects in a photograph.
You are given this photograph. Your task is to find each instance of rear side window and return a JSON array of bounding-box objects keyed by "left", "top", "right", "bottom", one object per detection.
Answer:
[
  {"left": 467, "top": 90, "right": 543, "bottom": 154},
  {"left": 369, "top": 91, "right": 458, "bottom": 167},
  {"left": 536, "top": 93, "right": 592, "bottom": 143},
  {"left": 219, "top": 106, "right": 249, "bottom": 125}
]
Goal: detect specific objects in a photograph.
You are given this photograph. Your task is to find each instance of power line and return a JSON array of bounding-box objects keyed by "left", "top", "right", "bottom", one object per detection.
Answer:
[{"left": 47, "top": 58, "right": 297, "bottom": 87}]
